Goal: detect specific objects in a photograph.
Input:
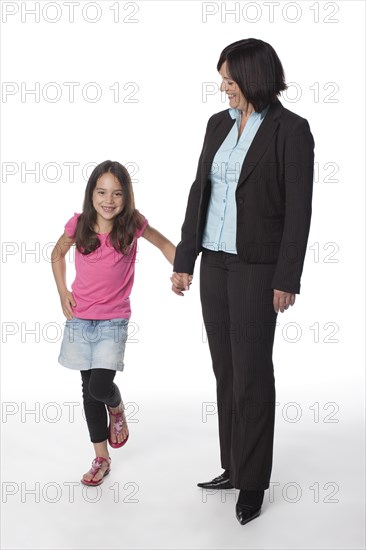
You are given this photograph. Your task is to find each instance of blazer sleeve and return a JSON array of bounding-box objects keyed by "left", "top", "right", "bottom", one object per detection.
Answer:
[
  {"left": 271, "top": 118, "right": 315, "bottom": 294},
  {"left": 173, "top": 118, "right": 212, "bottom": 275}
]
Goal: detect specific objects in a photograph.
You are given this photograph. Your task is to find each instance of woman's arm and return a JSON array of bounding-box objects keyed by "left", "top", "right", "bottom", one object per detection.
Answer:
[
  {"left": 141, "top": 224, "right": 176, "bottom": 266},
  {"left": 173, "top": 115, "right": 214, "bottom": 276},
  {"left": 271, "top": 118, "right": 315, "bottom": 295},
  {"left": 51, "top": 232, "right": 76, "bottom": 319}
]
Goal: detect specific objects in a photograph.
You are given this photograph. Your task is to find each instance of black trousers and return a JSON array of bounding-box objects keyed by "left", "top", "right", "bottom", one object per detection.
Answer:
[
  {"left": 200, "top": 250, "right": 278, "bottom": 490},
  {"left": 80, "top": 368, "right": 122, "bottom": 443}
]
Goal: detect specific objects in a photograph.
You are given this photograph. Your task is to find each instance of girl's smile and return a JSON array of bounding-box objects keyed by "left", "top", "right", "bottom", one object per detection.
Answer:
[{"left": 92, "top": 172, "right": 124, "bottom": 232}]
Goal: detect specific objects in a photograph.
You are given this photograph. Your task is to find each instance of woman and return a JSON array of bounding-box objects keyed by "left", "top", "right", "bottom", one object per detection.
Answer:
[{"left": 171, "top": 38, "right": 314, "bottom": 525}]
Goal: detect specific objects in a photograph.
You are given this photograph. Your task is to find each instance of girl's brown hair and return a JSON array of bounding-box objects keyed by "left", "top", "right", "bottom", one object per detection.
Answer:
[{"left": 74, "top": 160, "right": 143, "bottom": 255}]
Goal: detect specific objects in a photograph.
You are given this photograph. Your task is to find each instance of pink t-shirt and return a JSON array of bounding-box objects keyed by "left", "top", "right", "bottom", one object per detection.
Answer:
[{"left": 64, "top": 213, "right": 148, "bottom": 320}]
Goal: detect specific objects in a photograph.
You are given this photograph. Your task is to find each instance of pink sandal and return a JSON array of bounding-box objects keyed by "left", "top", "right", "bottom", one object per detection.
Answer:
[
  {"left": 108, "top": 405, "right": 129, "bottom": 449},
  {"left": 81, "top": 456, "right": 111, "bottom": 486}
]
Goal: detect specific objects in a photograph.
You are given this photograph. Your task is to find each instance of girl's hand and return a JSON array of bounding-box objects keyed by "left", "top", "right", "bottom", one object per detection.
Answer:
[
  {"left": 273, "top": 289, "right": 296, "bottom": 313},
  {"left": 60, "top": 291, "right": 76, "bottom": 320},
  {"left": 170, "top": 272, "right": 192, "bottom": 296}
]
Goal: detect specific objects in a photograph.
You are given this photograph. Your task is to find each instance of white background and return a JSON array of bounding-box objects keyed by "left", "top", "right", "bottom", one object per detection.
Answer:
[{"left": 1, "top": 1, "right": 365, "bottom": 549}]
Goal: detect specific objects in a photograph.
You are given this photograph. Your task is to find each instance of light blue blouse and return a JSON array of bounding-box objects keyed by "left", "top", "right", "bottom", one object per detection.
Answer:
[{"left": 202, "top": 105, "right": 269, "bottom": 254}]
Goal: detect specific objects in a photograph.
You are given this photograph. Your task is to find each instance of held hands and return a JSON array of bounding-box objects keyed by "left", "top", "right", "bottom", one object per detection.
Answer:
[
  {"left": 273, "top": 289, "right": 296, "bottom": 313},
  {"left": 60, "top": 290, "right": 76, "bottom": 320},
  {"left": 170, "top": 272, "right": 193, "bottom": 296},
  {"left": 61, "top": 282, "right": 293, "bottom": 313},
  {"left": 171, "top": 276, "right": 295, "bottom": 313}
]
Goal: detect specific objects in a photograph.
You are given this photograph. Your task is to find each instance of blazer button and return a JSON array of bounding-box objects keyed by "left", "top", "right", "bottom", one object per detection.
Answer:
[{"left": 238, "top": 199, "right": 243, "bottom": 205}]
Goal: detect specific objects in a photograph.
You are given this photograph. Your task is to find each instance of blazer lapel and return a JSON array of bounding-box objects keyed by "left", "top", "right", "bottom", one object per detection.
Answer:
[
  {"left": 201, "top": 115, "right": 235, "bottom": 183},
  {"left": 237, "top": 98, "right": 283, "bottom": 188}
]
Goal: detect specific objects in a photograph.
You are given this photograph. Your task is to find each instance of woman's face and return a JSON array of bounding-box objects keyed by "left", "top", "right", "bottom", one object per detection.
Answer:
[{"left": 219, "top": 61, "right": 249, "bottom": 112}]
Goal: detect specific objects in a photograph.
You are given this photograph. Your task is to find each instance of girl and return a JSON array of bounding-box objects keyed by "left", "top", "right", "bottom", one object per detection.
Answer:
[{"left": 51, "top": 160, "right": 175, "bottom": 486}]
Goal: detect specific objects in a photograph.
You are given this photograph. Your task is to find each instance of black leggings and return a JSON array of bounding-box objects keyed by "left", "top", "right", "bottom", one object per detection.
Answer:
[{"left": 80, "top": 369, "right": 121, "bottom": 443}]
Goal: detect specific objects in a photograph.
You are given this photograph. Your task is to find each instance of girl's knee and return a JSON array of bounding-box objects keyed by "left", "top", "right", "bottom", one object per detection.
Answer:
[
  {"left": 88, "top": 381, "right": 111, "bottom": 402},
  {"left": 87, "top": 368, "right": 118, "bottom": 402}
]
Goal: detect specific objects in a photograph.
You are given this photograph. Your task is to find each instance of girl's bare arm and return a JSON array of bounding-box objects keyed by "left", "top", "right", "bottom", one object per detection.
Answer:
[
  {"left": 51, "top": 232, "right": 76, "bottom": 319},
  {"left": 141, "top": 225, "right": 176, "bottom": 266}
]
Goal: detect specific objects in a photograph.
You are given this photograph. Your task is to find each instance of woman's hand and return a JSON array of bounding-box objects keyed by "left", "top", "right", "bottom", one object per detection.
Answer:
[
  {"left": 170, "top": 272, "right": 193, "bottom": 296},
  {"left": 273, "top": 289, "right": 296, "bottom": 313},
  {"left": 60, "top": 290, "right": 76, "bottom": 320}
]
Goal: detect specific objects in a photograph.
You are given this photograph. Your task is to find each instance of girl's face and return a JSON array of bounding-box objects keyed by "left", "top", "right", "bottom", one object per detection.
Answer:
[
  {"left": 219, "top": 60, "right": 249, "bottom": 112},
  {"left": 92, "top": 172, "right": 124, "bottom": 230}
]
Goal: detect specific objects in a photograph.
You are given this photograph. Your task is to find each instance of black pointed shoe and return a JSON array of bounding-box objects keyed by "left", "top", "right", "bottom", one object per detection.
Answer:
[
  {"left": 197, "top": 472, "right": 233, "bottom": 490},
  {"left": 235, "top": 503, "right": 261, "bottom": 525}
]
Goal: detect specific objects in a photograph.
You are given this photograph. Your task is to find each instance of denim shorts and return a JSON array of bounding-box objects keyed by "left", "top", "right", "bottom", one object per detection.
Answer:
[{"left": 58, "top": 317, "right": 129, "bottom": 371}]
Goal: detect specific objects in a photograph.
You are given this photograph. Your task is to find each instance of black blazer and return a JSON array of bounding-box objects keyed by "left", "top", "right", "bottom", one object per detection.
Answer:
[{"left": 173, "top": 98, "right": 315, "bottom": 294}]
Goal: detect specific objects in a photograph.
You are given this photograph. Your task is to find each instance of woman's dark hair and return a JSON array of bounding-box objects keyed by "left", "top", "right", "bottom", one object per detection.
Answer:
[
  {"left": 217, "top": 38, "right": 287, "bottom": 113},
  {"left": 74, "top": 160, "right": 143, "bottom": 255}
]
